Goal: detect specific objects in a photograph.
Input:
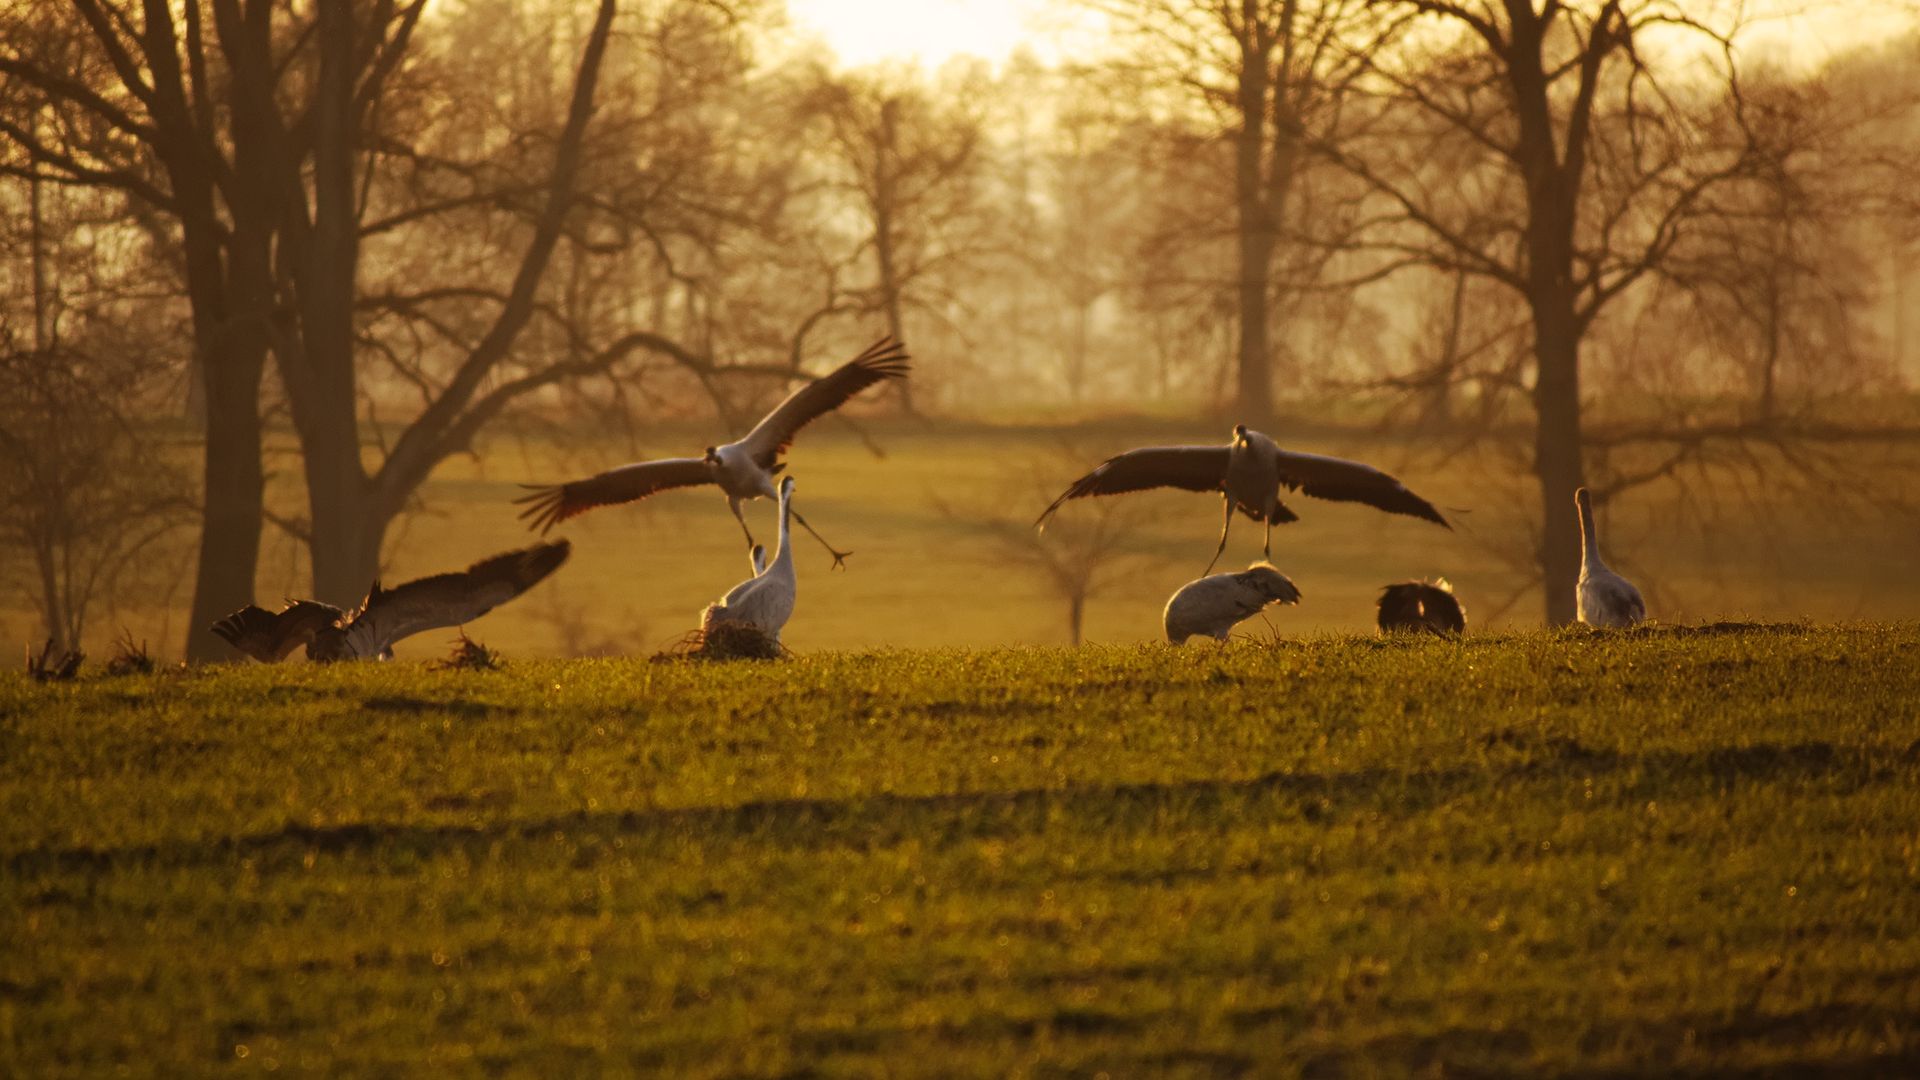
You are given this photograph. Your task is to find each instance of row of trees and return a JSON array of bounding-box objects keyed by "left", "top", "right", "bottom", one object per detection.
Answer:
[{"left": 3, "top": 0, "right": 1917, "bottom": 651}]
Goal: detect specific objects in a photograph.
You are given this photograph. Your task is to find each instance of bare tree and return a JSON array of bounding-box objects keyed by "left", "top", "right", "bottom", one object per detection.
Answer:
[
  {"left": 935, "top": 454, "right": 1165, "bottom": 645},
  {"left": 1094, "top": 0, "right": 1399, "bottom": 421},
  {"left": 0, "top": 1, "right": 742, "bottom": 651},
  {"left": 793, "top": 65, "right": 989, "bottom": 412},
  {"left": 0, "top": 339, "right": 193, "bottom": 654},
  {"left": 1326, "top": 4, "right": 1920, "bottom": 622},
  {"left": 1319, "top": 1, "right": 1782, "bottom": 622}
]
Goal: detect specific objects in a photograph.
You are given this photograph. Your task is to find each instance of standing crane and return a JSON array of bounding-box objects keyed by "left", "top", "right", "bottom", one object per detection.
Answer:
[
  {"left": 702, "top": 476, "right": 799, "bottom": 644},
  {"left": 1038, "top": 425, "right": 1449, "bottom": 573},
  {"left": 1575, "top": 487, "right": 1645, "bottom": 628},
  {"left": 516, "top": 337, "right": 909, "bottom": 567}
]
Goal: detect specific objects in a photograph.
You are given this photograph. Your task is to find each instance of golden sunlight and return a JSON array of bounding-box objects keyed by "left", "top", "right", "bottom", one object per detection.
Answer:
[{"left": 785, "top": 0, "right": 1055, "bottom": 67}]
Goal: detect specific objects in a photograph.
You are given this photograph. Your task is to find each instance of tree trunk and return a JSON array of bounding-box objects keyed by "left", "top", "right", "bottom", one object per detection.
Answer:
[
  {"left": 1067, "top": 592, "right": 1085, "bottom": 646},
  {"left": 183, "top": 338, "right": 267, "bottom": 660},
  {"left": 1233, "top": 19, "right": 1275, "bottom": 425},
  {"left": 1530, "top": 293, "right": 1583, "bottom": 626},
  {"left": 873, "top": 98, "right": 914, "bottom": 413}
]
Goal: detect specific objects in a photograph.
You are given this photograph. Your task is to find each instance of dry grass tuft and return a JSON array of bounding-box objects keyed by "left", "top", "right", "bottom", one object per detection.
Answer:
[
  {"left": 653, "top": 622, "right": 787, "bottom": 662},
  {"left": 26, "top": 638, "right": 84, "bottom": 682},
  {"left": 104, "top": 632, "right": 155, "bottom": 676},
  {"left": 433, "top": 632, "right": 503, "bottom": 671}
]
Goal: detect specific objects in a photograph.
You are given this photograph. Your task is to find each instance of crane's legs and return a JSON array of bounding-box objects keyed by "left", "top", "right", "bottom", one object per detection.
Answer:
[
  {"left": 790, "top": 506, "right": 852, "bottom": 570},
  {"left": 1263, "top": 518, "right": 1273, "bottom": 563},
  {"left": 728, "top": 498, "right": 759, "bottom": 551},
  {"left": 1204, "top": 498, "right": 1234, "bottom": 575}
]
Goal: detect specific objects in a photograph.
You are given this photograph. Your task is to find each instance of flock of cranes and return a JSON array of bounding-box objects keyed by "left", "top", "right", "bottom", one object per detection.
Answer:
[{"left": 210, "top": 336, "right": 1646, "bottom": 663}]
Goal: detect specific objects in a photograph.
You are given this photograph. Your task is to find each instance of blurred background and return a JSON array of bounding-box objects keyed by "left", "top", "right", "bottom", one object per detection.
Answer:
[{"left": 2, "top": 0, "right": 1917, "bottom": 660}]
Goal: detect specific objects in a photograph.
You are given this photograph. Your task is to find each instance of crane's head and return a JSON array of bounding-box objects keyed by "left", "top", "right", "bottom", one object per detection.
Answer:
[
  {"left": 1574, "top": 486, "right": 1593, "bottom": 511},
  {"left": 779, "top": 474, "right": 796, "bottom": 499},
  {"left": 1232, "top": 423, "right": 1249, "bottom": 444},
  {"left": 1242, "top": 562, "right": 1301, "bottom": 605}
]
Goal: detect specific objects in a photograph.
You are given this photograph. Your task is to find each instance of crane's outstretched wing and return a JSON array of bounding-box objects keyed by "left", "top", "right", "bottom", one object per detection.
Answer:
[
  {"left": 1272, "top": 450, "right": 1450, "bottom": 526},
  {"left": 515, "top": 457, "right": 711, "bottom": 535},
  {"left": 345, "top": 540, "right": 572, "bottom": 653},
  {"left": 740, "top": 337, "right": 911, "bottom": 466},
  {"left": 210, "top": 600, "right": 345, "bottom": 662},
  {"left": 1035, "top": 446, "right": 1231, "bottom": 529}
]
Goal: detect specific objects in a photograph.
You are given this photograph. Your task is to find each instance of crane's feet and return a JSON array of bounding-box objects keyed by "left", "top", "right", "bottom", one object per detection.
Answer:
[{"left": 827, "top": 548, "right": 852, "bottom": 571}]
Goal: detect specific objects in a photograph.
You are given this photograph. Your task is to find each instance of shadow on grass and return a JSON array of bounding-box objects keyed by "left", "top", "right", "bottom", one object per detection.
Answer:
[{"left": 9, "top": 735, "right": 1901, "bottom": 878}]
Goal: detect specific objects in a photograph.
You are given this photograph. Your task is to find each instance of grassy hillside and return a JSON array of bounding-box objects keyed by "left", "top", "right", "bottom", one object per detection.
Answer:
[
  {"left": 5, "top": 625, "right": 1919, "bottom": 1075},
  {"left": 7, "top": 422, "right": 1920, "bottom": 662}
]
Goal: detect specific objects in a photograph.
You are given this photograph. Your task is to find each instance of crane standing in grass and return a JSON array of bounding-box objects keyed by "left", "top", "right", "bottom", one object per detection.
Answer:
[
  {"left": 702, "top": 476, "right": 798, "bottom": 644},
  {"left": 1038, "top": 425, "right": 1449, "bottom": 574},
  {"left": 1163, "top": 562, "right": 1302, "bottom": 643},
  {"left": 516, "top": 338, "right": 908, "bottom": 568},
  {"left": 1575, "top": 487, "right": 1645, "bottom": 628}
]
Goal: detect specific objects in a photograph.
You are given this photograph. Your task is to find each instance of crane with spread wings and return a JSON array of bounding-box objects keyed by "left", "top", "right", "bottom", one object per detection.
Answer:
[
  {"left": 515, "top": 337, "right": 909, "bottom": 568},
  {"left": 211, "top": 541, "right": 571, "bottom": 662},
  {"left": 1038, "top": 425, "right": 1449, "bottom": 573}
]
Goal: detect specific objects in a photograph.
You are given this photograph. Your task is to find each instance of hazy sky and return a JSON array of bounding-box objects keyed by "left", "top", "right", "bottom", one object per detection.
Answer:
[{"left": 785, "top": 0, "right": 1918, "bottom": 70}]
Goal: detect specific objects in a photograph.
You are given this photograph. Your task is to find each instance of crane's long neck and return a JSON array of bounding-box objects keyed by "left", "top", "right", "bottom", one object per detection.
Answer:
[
  {"left": 1578, "top": 494, "right": 1603, "bottom": 572},
  {"left": 772, "top": 489, "right": 795, "bottom": 572}
]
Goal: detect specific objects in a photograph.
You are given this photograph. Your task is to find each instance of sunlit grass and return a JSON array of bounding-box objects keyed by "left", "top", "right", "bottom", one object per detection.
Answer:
[{"left": 4, "top": 625, "right": 1918, "bottom": 1073}]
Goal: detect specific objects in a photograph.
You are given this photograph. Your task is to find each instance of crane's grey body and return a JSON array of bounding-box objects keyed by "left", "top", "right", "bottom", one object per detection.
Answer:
[
  {"left": 1575, "top": 487, "right": 1645, "bottom": 628},
  {"left": 1163, "top": 562, "right": 1302, "bottom": 643},
  {"left": 703, "top": 477, "right": 798, "bottom": 643}
]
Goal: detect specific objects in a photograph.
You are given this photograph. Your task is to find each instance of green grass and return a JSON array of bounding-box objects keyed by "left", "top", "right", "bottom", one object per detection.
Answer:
[{"left": 5, "top": 625, "right": 1920, "bottom": 1075}]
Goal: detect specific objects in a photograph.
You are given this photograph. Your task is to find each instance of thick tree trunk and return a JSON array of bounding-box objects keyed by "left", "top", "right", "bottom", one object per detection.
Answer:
[
  {"left": 183, "top": 338, "right": 266, "bottom": 660},
  {"left": 291, "top": 0, "right": 379, "bottom": 608},
  {"left": 302, "top": 424, "right": 379, "bottom": 606},
  {"left": 1530, "top": 294, "right": 1584, "bottom": 626},
  {"left": 1235, "top": 217, "right": 1276, "bottom": 424}
]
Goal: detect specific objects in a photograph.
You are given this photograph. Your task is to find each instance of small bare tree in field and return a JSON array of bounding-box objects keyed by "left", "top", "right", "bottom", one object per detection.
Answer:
[
  {"left": 935, "top": 452, "right": 1166, "bottom": 646},
  {"left": 0, "top": 339, "right": 193, "bottom": 655}
]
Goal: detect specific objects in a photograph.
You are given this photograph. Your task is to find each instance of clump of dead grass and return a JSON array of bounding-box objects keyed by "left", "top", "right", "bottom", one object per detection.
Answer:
[
  {"left": 433, "top": 632, "right": 503, "bottom": 671},
  {"left": 652, "top": 622, "right": 787, "bottom": 662}
]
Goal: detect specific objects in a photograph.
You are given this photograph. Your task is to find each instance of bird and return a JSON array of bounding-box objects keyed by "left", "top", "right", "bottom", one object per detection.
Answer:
[
  {"left": 515, "top": 337, "right": 910, "bottom": 568},
  {"left": 1575, "top": 487, "right": 1645, "bottom": 628},
  {"left": 212, "top": 540, "right": 571, "bottom": 662},
  {"left": 1377, "top": 579, "right": 1466, "bottom": 635},
  {"left": 702, "top": 475, "right": 797, "bottom": 644},
  {"left": 1037, "top": 425, "right": 1449, "bottom": 573},
  {"left": 1163, "top": 562, "right": 1302, "bottom": 644}
]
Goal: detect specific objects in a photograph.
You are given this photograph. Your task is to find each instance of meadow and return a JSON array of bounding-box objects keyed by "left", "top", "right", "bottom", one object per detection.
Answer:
[
  {"left": 4, "top": 625, "right": 1919, "bottom": 1075},
  {"left": 6, "top": 420, "right": 1919, "bottom": 664}
]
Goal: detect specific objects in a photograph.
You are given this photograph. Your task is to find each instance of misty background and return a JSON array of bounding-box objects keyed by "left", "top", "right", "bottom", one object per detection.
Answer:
[{"left": 3, "top": 0, "right": 1918, "bottom": 662}]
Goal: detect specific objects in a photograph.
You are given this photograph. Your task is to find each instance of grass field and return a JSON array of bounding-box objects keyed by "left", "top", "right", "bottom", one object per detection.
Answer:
[
  {"left": 6, "top": 420, "right": 1920, "bottom": 663},
  {"left": 5, "top": 625, "right": 1919, "bottom": 1075}
]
